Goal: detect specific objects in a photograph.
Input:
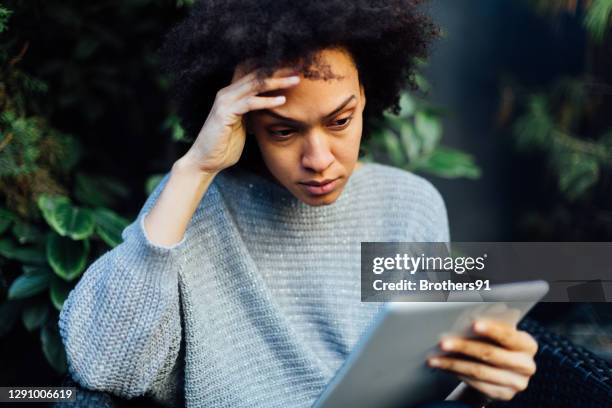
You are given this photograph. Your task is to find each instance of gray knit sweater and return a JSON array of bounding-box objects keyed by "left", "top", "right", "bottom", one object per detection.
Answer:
[{"left": 58, "top": 162, "right": 450, "bottom": 407}]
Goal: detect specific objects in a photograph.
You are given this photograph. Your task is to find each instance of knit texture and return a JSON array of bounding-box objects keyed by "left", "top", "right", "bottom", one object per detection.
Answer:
[{"left": 58, "top": 162, "right": 450, "bottom": 407}]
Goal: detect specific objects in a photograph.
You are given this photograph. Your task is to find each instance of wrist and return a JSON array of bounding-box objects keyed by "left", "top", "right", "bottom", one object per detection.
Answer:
[{"left": 173, "top": 154, "right": 220, "bottom": 179}]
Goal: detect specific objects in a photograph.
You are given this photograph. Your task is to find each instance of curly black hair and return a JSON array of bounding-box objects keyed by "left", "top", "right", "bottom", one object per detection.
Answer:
[{"left": 157, "top": 0, "right": 438, "bottom": 163}]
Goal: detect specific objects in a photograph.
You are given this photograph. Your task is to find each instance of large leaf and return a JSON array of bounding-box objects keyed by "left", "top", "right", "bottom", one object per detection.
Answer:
[
  {"left": 93, "top": 208, "right": 129, "bottom": 248},
  {"left": 49, "top": 277, "right": 73, "bottom": 311},
  {"left": 0, "top": 238, "right": 47, "bottom": 264},
  {"left": 46, "top": 234, "right": 90, "bottom": 281},
  {"left": 38, "top": 195, "right": 95, "bottom": 240},
  {"left": 417, "top": 147, "right": 481, "bottom": 179},
  {"left": 398, "top": 92, "right": 416, "bottom": 117},
  {"left": 22, "top": 302, "right": 50, "bottom": 331},
  {"left": 584, "top": 0, "right": 612, "bottom": 43},
  {"left": 41, "top": 323, "right": 67, "bottom": 374},
  {"left": 382, "top": 128, "right": 406, "bottom": 167},
  {"left": 399, "top": 122, "right": 420, "bottom": 162},
  {"left": 74, "top": 173, "right": 130, "bottom": 208},
  {"left": 38, "top": 194, "right": 70, "bottom": 224},
  {"left": 8, "top": 268, "right": 52, "bottom": 299},
  {"left": 12, "top": 221, "right": 44, "bottom": 244},
  {"left": 415, "top": 111, "right": 442, "bottom": 155}
]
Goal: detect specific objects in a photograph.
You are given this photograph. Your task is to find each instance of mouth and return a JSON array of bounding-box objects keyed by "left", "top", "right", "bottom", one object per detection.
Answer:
[{"left": 298, "top": 177, "right": 341, "bottom": 196}]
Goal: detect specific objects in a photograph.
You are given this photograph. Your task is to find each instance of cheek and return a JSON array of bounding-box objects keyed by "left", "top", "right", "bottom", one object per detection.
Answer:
[
  {"left": 334, "top": 119, "right": 363, "bottom": 159},
  {"left": 254, "top": 137, "right": 298, "bottom": 175}
]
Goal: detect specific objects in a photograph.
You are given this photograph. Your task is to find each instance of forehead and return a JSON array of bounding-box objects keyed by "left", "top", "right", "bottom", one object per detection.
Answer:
[{"left": 256, "top": 48, "right": 360, "bottom": 121}]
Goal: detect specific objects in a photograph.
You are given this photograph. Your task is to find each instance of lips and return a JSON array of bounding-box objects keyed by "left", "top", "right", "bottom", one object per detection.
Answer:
[
  {"left": 299, "top": 177, "right": 340, "bottom": 196},
  {"left": 301, "top": 179, "right": 336, "bottom": 186}
]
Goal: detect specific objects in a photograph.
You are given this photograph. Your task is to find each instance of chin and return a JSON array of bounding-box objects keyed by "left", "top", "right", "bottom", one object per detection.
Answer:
[{"left": 299, "top": 189, "right": 342, "bottom": 207}]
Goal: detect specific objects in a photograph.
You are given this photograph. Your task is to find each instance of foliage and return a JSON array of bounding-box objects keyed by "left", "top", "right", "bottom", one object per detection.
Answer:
[
  {"left": 529, "top": 0, "right": 612, "bottom": 41},
  {"left": 584, "top": 0, "right": 612, "bottom": 41},
  {"left": 361, "top": 71, "right": 481, "bottom": 180},
  {"left": 0, "top": 1, "right": 183, "bottom": 374},
  {"left": 513, "top": 84, "right": 612, "bottom": 200},
  {"left": 503, "top": 0, "right": 612, "bottom": 238}
]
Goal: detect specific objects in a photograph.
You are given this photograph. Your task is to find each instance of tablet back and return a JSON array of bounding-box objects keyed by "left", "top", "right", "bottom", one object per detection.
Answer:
[{"left": 313, "top": 281, "right": 549, "bottom": 408}]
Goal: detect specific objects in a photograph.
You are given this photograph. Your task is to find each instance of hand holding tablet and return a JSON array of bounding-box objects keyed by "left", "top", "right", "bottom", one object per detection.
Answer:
[
  {"left": 429, "top": 316, "right": 539, "bottom": 402},
  {"left": 313, "top": 280, "right": 549, "bottom": 408}
]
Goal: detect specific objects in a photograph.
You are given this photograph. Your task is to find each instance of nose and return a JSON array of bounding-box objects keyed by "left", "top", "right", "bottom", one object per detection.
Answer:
[{"left": 300, "top": 130, "right": 335, "bottom": 173}]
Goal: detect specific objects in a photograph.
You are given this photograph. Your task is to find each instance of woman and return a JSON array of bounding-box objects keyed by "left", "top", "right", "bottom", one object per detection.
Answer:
[{"left": 59, "top": 1, "right": 538, "bottom": 407}]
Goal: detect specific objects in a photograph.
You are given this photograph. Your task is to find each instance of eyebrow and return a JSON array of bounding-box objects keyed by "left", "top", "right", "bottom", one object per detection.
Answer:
[{"left": 260, "top": 94, "right": 356, "bottom": 125}]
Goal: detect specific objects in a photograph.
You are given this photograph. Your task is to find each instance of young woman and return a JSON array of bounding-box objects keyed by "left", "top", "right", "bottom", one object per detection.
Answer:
[{"left": 59, "top": 1, "right": 538, "bottom": 407}]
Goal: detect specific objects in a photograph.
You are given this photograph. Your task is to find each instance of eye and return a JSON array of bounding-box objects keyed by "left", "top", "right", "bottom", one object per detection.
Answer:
[
  {"left": 329, "top": 116, "right": 353, "bottom": 129},
  {"left": 268, "top": 128, "right": 295, "bottom": 139}
]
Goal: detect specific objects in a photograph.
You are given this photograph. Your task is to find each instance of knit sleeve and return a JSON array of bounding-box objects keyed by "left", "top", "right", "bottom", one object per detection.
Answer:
[{"left": 58, "top": 171, "right": 188, "bottom": 400}]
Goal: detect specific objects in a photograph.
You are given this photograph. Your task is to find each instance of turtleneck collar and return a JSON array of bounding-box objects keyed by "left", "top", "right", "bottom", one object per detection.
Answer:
[{"left": 215, "top": 163, "right": 373, "bottom": 216}]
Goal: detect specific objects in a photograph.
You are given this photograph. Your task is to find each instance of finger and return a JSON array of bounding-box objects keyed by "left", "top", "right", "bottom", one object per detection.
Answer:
[
  {"left": 231, "top": 60, "right": 261, "bottom": 83},
  {"left": 234, "top": 94, "right": 287, "bottom": 115},
  {"left": 473, "top": 320, "right": 539, "bottom": 356},
  {"left": 234, "top": 74, "right": 300, "bottom": 98},
  {"left": 428, "top": 356, "right": 529, "bottom": 392},
  {"left": 440, "top": 337, "right": 537, "bottom": 376},
  {"left": 458, "top": 376, "right": 518, "bottom": 401},
  {"left": 231, "top": 69, "right": 259, "bottom": 86}
]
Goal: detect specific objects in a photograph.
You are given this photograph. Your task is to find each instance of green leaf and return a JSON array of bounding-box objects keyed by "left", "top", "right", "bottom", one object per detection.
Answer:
[
  {"left": 12, "top": 221, "right": 44, "bottom": 244},
  {"left": 584, "top": 0, "right": 612, "bottom": 43},
  {"left": 37, "top": 194, "right": 70, "bottom": 228},
  {"left": 417, "top": 147, "right": 481, "bottom": 179},
  {"left": 558, "top": 153, "right": 599, "bottom": 200},
  {"left": 398, "top": 92, "right": 416, "bottom": 117},
  {"left": 399, "top": 122, "right": 420, "bottom": 162},
  {"left": 513, "top": 95, "right": 554, "bottom": 150},
  {"left": 22, "top": 302, "right": 50, "bottom": 331},
  {"left": 50, "top": 278, "right": 72, "bottom": 311},
  {"left": 0, "top": 238, "right": 47, "bottom": 264},
  {"left": 23, "top": 264, "right": 52, "bottom": 276},
  {"left": 93, "top": 208, "right": 129, "bottom": 248},
  {"left": 0, "top": 207, "right": 18, "bottom": 235},
  {"left": 37, "top": 195, "right": 95, "bottom": 240},
  {"left": 382, "top": 128, "right": 406, "bottom": 167},
  {"left": 0, "top": 300, "right": 21, "bottom": 337},
  {"left": 8, "top": 270, "right": 51, "bottom": 299},
  {"left": 74, "top": 173, "right": 130, "bottom": 208},
  {"left": 0, "top": 7, "right": 13, "bottom": 34},
  {"left": 415, "top": 111, "right": 442, "bottom": 154},
  {"left": 47, "top": 234, "right": 90, "bottom": 281},
  {"left": 414, "top": 73, "right": 430, "bottom": 92},
  {"left": 145, "top": 174, "right": 165, "bottom": 195},
  {"left": 41, "top": 323, "right": 67, "bottom": 374}
]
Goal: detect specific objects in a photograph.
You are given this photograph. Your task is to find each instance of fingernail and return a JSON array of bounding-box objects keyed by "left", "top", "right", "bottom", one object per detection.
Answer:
[
  {"left": 441, "top": 340, "right": 454, "bottom": 350},
  {"left": 275, "top": 96, "right": 286, "bottom": 102},
  {"left": 475, "top": 321, "right": 487, "bottom": 333},
  {"left": 429, "top": 358, "right": 440, "bottom": 367},
  {"left": 287, "top": 76, "right": 300, "bottom": 83}
]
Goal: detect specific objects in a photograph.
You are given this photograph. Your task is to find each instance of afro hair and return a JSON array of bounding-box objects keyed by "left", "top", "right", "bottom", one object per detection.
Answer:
[{"left": 158, "top": 0, "right": 438, "bottom": 158}]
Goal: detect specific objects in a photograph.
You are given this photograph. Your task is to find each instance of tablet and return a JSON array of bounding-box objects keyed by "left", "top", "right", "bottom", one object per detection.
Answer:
[{"left": 312, "top": 280, "right": 549, "bottom": 408}]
